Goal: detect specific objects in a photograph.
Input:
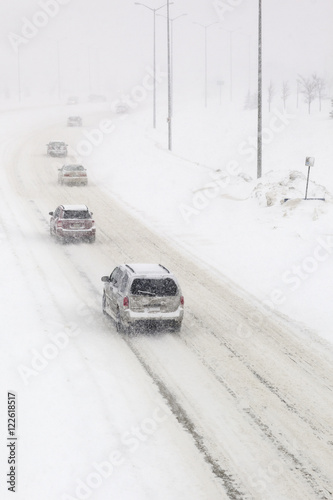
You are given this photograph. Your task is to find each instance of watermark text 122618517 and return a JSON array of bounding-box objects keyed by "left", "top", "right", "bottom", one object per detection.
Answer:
[{"left": 7, "top": 392, "right": 17, "bottom": 492}]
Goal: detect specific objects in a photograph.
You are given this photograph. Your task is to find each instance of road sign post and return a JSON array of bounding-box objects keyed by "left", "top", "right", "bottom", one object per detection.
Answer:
[{"left": 304, "top": 156, "right": 315, "bottom": 199}]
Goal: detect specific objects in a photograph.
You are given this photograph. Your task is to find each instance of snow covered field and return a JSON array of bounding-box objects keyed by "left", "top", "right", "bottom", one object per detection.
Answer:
[{"left": 1, "top": 98, "right": 333, "bottom": 500}]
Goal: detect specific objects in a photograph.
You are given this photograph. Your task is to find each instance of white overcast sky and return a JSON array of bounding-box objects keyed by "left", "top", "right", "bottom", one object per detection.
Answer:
[{"left": 0, "top": 0, "right": 332, "bottom": 100}]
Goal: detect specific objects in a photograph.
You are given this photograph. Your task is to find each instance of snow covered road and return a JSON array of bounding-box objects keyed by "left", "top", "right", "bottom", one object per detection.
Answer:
[{"left": 1, "top": 107, "right": 332, "bottom": 499}]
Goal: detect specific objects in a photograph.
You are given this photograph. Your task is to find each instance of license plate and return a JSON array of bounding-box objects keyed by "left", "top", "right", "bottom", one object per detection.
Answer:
[
  {"left": 149, "top": 307, "right": 160, "bottom": 313},
  {"left": 71, "top": 223, "right": 83, "bottom": 229}
]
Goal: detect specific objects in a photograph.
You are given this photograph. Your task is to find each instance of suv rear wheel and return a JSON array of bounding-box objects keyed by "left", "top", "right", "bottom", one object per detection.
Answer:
[
  {"left": 116, "top": 310, "right": 124, "bottom": 333},
  {"left": 172, "top": 321, "right": 182, "bottom": 333}
]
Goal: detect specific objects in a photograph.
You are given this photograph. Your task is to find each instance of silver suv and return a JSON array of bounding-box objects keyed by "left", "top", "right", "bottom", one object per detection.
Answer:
[
  {"left": 101, "top": 263, "right": 184, "bottom": 333},
  {"left": 47, "top": 141, "right": 68, "bottom": 157}
]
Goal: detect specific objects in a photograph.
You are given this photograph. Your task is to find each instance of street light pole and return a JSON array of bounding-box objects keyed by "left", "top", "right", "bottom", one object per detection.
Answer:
[
  {"left": 167, "top": 0, "right": 172, "bottom": 149},
  {"left": 220, "top": 27, "right": 240, "bottom": 102},
  {"left": 135, "top": 2, "right": 170, "bottom": 128},
  {"left": 17, "top": 47, "right": 22, "bottom": 103},
  {"left": 87, "top": 47, "right": 92, "bottom": 96},
  {"left": 257, "top": 0, "right": 262, "bottom": 179},
  {"left": 229, "top": 31, "right": 233, "bottom": 101},
  {"left": 57, "top": 41, "right": 61, "bottom": 101},
  {"left": 194, "top": 22, "right": 219, "bottom": 107},
  {"left": 157, "top": 13, "right": 187, "bottom": 117}
]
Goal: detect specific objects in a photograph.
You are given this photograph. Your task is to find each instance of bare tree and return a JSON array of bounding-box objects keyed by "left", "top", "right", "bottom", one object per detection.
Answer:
[
  {"left": 312, "top": 73, "right": 326, "bottom": 111},
  {"left": 267, "top": 81, "right": 275, "bottom": 112},
  {"left": 298, "top": 75, "right": 316, "bottom": 114},
  {"left": 281, "top": 81, "right": 290, "bottom": 109}
]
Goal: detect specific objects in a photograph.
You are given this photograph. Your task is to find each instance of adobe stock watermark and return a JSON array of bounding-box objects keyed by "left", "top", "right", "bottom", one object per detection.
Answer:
[
  {"left": 72, "top": 66, "right": 166, "bottom": 159},
  {"left": 248, "top": 460, "right": 284, "bottom": 495},
  {"left": 238, "top": 108, "right": 295, "bottom": 163},
  {"left": 17, "top": 300, "right": 98, "bottom": 385},
  {"left": 213, "top": 0, "right": 245, "bottom": 21},
  {"left": 179, "top": 161, "right": 241, "bottom": 222},
  {"left": 61, "top": 406, "right": 169, "bottom": 500},
  {"left": 8, "top": 0, "right": 72, "bottom": 53},
  {"left": 237, "top": 234, "right": 333, "bottom": 339},
  {"left": 179, "top": 108, "right": 295, "bottom": 223}
]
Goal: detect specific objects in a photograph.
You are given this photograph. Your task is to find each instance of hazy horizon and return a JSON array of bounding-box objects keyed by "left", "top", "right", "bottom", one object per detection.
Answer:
[{"left": 1, "top": 0, "right": 332, "bottom": 104}]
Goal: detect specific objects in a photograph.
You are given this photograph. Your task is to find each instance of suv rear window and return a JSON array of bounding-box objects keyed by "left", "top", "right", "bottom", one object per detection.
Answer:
[
  {"left": 63, "top": 210, "right": 91, "bottom": 219},
  {"left": 130, "top": 278, "right": 178, "bottom": 297},
  {"left": 65, "top": 165, "right": 84, "bottom": 171}
]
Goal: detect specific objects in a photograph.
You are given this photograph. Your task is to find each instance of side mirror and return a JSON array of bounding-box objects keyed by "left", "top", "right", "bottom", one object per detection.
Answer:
[
  {"left": 101, "top": 276, "right": 110, "bottom": 282},
  {"left": 49, "top": 212, "right": 54, "bottom": 216}
]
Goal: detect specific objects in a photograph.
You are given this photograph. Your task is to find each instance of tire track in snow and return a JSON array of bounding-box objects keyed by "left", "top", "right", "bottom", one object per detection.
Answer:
[{"left": 121, "top": 335, "right": 246, "bottom": 500}]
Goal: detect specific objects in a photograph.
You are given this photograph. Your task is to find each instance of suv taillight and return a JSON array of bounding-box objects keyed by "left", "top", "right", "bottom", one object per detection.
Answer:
[
  {"left": 123, "top": 297, "right": 129, "bottom": 309},
  {"left": 57, "top": 220, "right": 63, "bottom": 227},
  {"left": 180, "top": 296, "right": 184, "bottom": 306}
]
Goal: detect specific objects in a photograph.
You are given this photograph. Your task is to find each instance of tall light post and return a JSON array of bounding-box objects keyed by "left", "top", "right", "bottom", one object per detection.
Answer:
[
  {"left": 257, "top": 0, "right": 262, "bottom": 179},
  {"left": 47, "top": 38, "right": 65, "bottom": 101},
  {"left": 87, "top": 46, "right": 92, "bottom": 96},
  {"left": 81, "top": 43, "right": 99, "bottom": 96},
  {"left": 17, "top": 47, "right": 22, "bottom": 103},
  {"left": 220, "top": 27, "right": 240, "bottom": 102},
  {"left": 56, "top": 41, "right": 61, "bottom": 101},
  {"left": 193, "top": 22, "right": 219, "bottom": 107},
  {"left": 170, "top": 14, "right": 187, "bottom": 117},
  {"left": 135, "top": 2, "right": 171, "bottom": 128},
  {"left": 246, "top": 34, "right": 252, "bottom": 94},
  {"left": 167, "top": 0, "right": 172, "bottom": 149},
  {"left": 157, "top": 13, "right": 187, "bottom": 117}
]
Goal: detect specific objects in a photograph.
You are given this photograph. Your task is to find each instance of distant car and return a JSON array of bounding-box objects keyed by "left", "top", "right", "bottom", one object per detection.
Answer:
[
  {"left": 115, "top": 102, "right": 129, "bottom": 114},
  {"left": 49, "top": 204, "right": 95, "bottom": 243},
  {"left": 67, "top": 116, "right": 82, "bottom": 127},
  {"left": 101, "top": 263, "right": 184, "bottom": 333},
  {"left": 88, "top": 94, "right": 107, "bottom": 103},
  {"left": 67, "top": 96, "right": 78, "bottom": 105},
  {"left": 47, "top": 141, "right": 68, "bottom": 157},
  {"left": 58, "top": 164, "right": 88, "bottom": 186}
]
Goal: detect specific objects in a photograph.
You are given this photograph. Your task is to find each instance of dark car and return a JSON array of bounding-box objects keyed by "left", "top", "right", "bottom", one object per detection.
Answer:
[
  {"left": 115, "top": 102, "right": 129, "bottom": 114},
  {"left": 67, "top": 116, "right": 82, "bottom": 127},
  {"left": 101, "top": 263, "right": 184, "bottom": 332},
  {"left": 47, "top": 141, "right": 68, "bottom": 157},
  {"left": 49, "top": 204, "right": 95, "bottom": 243},
  {"left": 58, "top": 164, "right": 88, "bottom": 186},
  {"left": 88, "top": 94, "right": 107, "bottom": 102},
  {"left": 67, "top": 96, "right": 78, "bottom": 105}
]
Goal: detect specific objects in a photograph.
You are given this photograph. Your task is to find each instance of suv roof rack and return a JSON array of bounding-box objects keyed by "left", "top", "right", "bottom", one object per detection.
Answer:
[
  {"left": 158, "top": 264, "right": 170, "bottom": 273},
  {"left": 125, "top": 264, "right": 135, "bottom": 273}
]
